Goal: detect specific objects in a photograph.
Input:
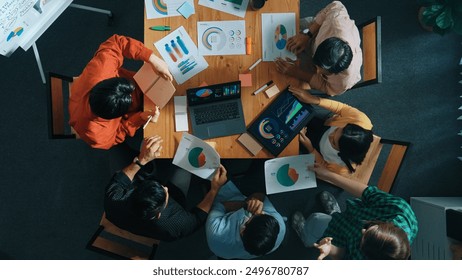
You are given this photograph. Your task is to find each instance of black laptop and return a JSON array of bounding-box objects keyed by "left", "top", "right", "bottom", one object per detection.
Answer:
[
  {"left": 247, "top": 87, "right": 315, "bottom": 156},
  {"left": 186, "top": 81, "right": 246, "bottom": 139}
]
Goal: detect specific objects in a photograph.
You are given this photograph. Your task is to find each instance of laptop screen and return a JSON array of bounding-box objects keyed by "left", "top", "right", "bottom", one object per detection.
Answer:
[
  {"left": 186, "top": 81, "right": 241, "bottom": 106},
  {"left": 247, "top": 87, "right": 314, "bottom": 156}
]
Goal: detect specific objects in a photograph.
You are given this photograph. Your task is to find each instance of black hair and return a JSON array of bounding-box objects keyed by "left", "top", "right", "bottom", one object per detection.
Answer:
[
  {"left": 313, "top": 37, "right": 353, "bottom": 74},
  {"left": 89, "top": 77, "right": 135, "bottom": 119},
  {"left": 242, "top": 214, "right": 280, "bottom": 256},
  {"left": 130, "top": 180, "right": 167, "bottom": 220},
  {"left": 337, "top": 124, "right": 373, "bottom": 173},
  {"left": 360, "top": 221, "right": 411, "bottom": 260}
]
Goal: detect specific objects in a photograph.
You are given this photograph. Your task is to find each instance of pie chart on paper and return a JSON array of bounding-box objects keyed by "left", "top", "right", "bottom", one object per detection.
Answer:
[
  {"left": 276, "top": 164, "right": 299, "bottom": 186},
  {"left": 274, "top": 24, "right": 288, "bottom": 50},
  {"left": 188, "top": 147, "right": 206, "bottom": 168}
]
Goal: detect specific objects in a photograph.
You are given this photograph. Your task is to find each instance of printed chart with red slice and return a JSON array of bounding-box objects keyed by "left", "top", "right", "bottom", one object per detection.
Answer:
[
  {"left": 188, "top": 147, "right": 206, "bottom": 168},
  {"left": 276, "top": 164, "right": 299, "bottom": 186}
]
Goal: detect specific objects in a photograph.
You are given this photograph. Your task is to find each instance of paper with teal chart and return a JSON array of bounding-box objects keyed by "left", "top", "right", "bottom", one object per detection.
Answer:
[
  {"left": 198, "top": 0, "right": 249, "bottom": 18},
  {"left": 1, "top": 0, "right": 72, "bottom": 57},
  {"left": 145, "top": 0, "right": 195, "bottom": 19},
  {"left": 172, "top": 133, "right": 221, "bottom": 180},
  {"left": 264, "top": 154, "right": 317, "bottom": 194},
  {"left": 261, "top": 13, "right": 297, "bottom": 62},
  {"left": 197, "top": 20, "right": 246, "bottom": 56},
  {"left": 154, "top": 26, "right": 208, "bottom": 84}
]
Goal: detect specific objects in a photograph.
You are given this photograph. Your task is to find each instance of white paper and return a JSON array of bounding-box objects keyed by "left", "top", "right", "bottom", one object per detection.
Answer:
[
  {"left": 264, "top": 154, "right": 317, "bottom": 194},
  {"left": 174, "top": 96, "right": 189, "bottom": 131},
  {"left": 197, "top": 20, "right": 246, "bottom": 56},
  {"left": 198, "top": 0, "right": 249, "bottom": 18},
  {"left": 261, "top": 13, "right": 297, "bottom": 62},
  {"left": 145, "top": 0, "right": 194, "bottom": 19},
  {"left": 154, "top": 26, "right": 208, "bottom": 84},
  {"left": 0, "top": 0, "right": 72, "bottom": 56},
  {"left": 173, "top": 133, "right": 221, "bottom": 180}
]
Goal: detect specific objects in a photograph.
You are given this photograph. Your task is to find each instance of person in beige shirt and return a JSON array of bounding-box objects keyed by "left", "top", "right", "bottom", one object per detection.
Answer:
[{"left": 275, "top": 1, "right": 362, "bottom": 96}]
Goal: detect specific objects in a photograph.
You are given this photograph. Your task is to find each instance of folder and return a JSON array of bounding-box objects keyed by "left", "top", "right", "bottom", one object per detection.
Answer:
[{"left": 134, "top": 63, "right": 176, "bottom": 109}]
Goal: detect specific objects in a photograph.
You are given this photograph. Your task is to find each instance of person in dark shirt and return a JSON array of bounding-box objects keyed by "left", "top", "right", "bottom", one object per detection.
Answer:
[{"left": 104, "top": 135, "right": 227, "bottom": 241}]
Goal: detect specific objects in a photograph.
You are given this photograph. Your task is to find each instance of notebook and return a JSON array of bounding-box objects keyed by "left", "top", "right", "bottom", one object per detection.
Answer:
[
  {"left": 247, "top": 86, "right": 314, "bottom": 156},
  {"left": 133, "top": 63, "right": 176, "bottom": 109},
  {"left": 186, "top": 81, "right": 246, "bottom": 139}
]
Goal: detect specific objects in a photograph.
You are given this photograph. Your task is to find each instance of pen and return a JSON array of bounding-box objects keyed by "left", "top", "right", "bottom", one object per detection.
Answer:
[
  {"left": 150, "top": 25, "right": 171, "bottom": 31},
  {"left": 253, "top": 80, "right": 273, "bottom": 95},
  {"left": 143, "top": 115, "right": 153, "bottom": 130},
  {"left": 248, "top": 58, "right": 262, "bottom": 71}
]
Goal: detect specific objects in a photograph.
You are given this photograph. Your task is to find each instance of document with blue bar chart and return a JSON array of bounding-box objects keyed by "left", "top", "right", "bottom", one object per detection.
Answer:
[{"left": 154, "top": 26, "right": 208, "bottom": 84}]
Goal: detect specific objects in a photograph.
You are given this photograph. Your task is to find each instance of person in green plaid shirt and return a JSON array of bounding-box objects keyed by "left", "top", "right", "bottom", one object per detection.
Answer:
[{"left": 292, "top": 164, "right": 418, "bottom": 260}]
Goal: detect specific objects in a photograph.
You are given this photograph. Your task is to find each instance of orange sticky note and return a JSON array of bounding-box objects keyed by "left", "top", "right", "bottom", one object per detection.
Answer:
[{"left": 239, "top": 73, "right": 252, "bottom": 87}]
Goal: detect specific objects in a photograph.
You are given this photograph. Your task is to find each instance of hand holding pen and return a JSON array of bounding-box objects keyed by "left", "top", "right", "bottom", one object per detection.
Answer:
[{"left": 142, "top": 106, "right": 160, "bottom": 130}]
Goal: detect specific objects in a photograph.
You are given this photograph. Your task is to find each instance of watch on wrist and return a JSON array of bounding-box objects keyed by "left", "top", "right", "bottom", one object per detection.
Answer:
[
  {"left": 301, "top": 28, "right": 313, "bottom": 38},
  {"left": 133, "top": 157, "right": 145, "bottom": 168}
]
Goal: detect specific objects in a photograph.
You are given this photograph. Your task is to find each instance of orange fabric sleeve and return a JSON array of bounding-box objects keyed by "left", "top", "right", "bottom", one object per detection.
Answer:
[{"left": 69, "top": 35, "right": 153, "bottom": 150}]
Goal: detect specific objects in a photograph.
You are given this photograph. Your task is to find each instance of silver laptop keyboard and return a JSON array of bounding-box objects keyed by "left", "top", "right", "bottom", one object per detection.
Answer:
[{"left": 194, "top": 102, "right": 240, "bottom": 124}]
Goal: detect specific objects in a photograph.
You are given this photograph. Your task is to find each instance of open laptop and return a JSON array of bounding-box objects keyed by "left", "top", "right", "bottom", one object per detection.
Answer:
[
  {"left": 247, "top": 86, "right": 315, "bottom": 156},
  {"left": 186, "top": 81, "right": 246, "bottom": 139}
]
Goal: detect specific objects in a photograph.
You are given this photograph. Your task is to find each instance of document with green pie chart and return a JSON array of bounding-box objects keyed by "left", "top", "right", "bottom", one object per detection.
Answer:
[
  {"left": 264, "top": 154, "right": 317, "bottom": 194},
  {"left": 173, "top": 133, "right": 220, "bottom": 180}
]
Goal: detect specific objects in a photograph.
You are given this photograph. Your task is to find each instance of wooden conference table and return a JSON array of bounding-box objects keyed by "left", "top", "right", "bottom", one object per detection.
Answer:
[{"left": 144, "top": 0, "right": 301, "bottom": 158}]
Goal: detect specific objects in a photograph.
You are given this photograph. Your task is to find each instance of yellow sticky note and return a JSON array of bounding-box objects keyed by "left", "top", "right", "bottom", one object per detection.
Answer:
[
  {"left": 239, "top": 73, "right": 252, "bottom": 87},
  {"left": 265, "top": 84, "right": 280, "bottom": 98}
]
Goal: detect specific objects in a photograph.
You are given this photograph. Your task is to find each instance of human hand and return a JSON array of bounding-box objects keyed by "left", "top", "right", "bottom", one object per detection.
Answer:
[
  {"left": 286, "top": 34, "right": 310, "bottom": 55},
  {"left": 314, "top": 237, "right": 333, "bottom": 260},
  {"left": 308, "top": 163, "right": 337, "bottom": 183},
  {"left": 288, "top": 86, "right": 320, "bottom": 104},
  {"left": 246, "top": 198, "right": 264, "bottom": 215},
  {"left": 274, "top": 57, "right": 300, "bottom": 77},
  {"left": 211, "top": 164, "right": 227, "bottom": 191},
  {"left": 140, "top": 106, "right": 161, "bottom": 123},
  {"left": 149, "top": 54, "right": 173, "bottom": 81},
  {"left": 138, "top": 136, "right": 163, "bottom": 165},
  {"left": 299, "top": 127, "right": 314, "bottom": 153}
]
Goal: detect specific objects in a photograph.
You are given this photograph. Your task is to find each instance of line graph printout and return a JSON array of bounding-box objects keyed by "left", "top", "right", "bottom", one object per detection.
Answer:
[
  {"left": 264, "top": 154, "right": 317, "bottom": 194},
  {"left": 197, "top": 20, "right": 246, "bottom": 56},
  {"left": 198, "top": 0, "right": 249, "bottom": 18},
  {"left": 261, "top": 13, "right": 296, "bottom": 61}
]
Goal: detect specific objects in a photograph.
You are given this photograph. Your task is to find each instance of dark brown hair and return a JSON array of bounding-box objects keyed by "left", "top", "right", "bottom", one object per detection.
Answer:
[{"left": 360, "top": 221, "right": 411, "bottom": 260}]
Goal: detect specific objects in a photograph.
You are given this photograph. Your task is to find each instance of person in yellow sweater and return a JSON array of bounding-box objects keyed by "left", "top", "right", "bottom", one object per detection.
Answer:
[{"left": 289, "top": 86, "right": 373, "bottom": 175}]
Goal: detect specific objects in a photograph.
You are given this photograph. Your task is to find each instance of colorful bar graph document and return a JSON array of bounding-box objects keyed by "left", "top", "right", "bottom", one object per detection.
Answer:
[{"left": 154, "top": 26, "right": 209, "bottom": 84}]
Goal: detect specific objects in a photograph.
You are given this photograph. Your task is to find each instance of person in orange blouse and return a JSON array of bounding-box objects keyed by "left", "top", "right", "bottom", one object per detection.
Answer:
[
  {"left": 275, "top": 1, "right": 362, "bottom": 96},
  {"left": 289, "top": 86, "right": 373, "bottom": 175},
  {"left": 69, "top": 34, "right": 172, "bottom": 150}
]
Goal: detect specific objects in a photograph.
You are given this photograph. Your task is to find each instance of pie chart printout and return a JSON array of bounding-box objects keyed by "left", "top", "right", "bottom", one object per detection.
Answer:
[
  {"left": 188, "top": 147, "right": 206, "bottom": 168},
  {"left": 276, "top": 164, "right": 299, "bottom": 187}
]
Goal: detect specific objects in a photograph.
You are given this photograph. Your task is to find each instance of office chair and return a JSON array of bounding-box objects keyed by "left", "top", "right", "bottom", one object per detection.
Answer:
[
  {"left": 47, "top": 72, "right": 79, "bottom": 139},
  {"left": 350, "top": 16, "right": 382, "bottom": 89},
  {"left": 345, "top": 135, "right": 410, "bottom": 193},
  {"left": 87, "top": 212, "right": 160, "bottom": 260}
]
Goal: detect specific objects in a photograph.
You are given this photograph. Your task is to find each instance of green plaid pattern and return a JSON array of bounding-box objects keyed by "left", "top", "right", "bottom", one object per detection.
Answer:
[{"left": 322, "top": 186, "right": 418, "bottom": 259}]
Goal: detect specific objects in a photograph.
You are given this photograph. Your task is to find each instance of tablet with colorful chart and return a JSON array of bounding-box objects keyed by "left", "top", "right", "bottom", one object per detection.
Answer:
[
  {"left": 264, "top": 154, "right": 317, "bottom": 195},
  {"left": 154, "top": 26, "right": 208, "bottom": 84},
  {"left": 197, "top": 20, "right": 246, "bottom": 56},
  {"left": 145, "top": 0, "right": 195, "bottom": 19},
  {"left": 172, "top": 133, "right": 221, "bottom": 180},
  {"left": 261, "top": 13, "right": 297, "bottom": 62}
]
